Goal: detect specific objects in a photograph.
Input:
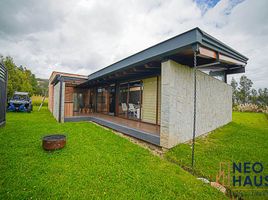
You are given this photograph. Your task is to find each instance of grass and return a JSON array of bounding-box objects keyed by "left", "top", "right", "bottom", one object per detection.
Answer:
[
  {"left": 31, "top": 95, "right": 48, "bottom": 106},
  {"left": 0, "top": 107, "right": 225, "bottom": 199},
  {"left": 165, "top": 112, "right": 268, "bottom": 199}
]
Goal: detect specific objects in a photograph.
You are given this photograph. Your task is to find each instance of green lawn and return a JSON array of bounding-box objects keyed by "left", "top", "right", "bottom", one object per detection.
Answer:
[
  {"left": 0, "top": 107, "right": 225, "bottom": 199},
  {"left": 165, "top": 112, "right": 268, "bottom": 199}
]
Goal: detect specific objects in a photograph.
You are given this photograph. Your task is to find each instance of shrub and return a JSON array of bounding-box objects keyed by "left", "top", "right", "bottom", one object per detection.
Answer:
[
  {"left": 31, "top": 95, "right": 48, "bottom": 106},
  {"left": 262, "top": 106, "right": 268, "bottom": 114},
  {"left": 234, "top": 103, "right": 268, "bottom": 113}
]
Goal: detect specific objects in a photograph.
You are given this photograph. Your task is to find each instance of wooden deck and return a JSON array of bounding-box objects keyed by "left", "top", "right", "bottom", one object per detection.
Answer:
[{"left": 65, "top": 113, "right": 160, "bottom": 145}]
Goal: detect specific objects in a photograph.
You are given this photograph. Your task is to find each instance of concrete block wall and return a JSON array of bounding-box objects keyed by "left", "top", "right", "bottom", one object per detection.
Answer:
[
  {"left": 160, "top": 60, "right": 232, "bottom": 149},
  {"left": 53, "top": 82, "right": 65, "bottom": 122}
]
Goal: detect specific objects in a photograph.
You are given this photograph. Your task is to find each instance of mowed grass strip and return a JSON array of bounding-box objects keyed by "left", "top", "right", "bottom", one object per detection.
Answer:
[
  {"left": 165, "top": 112, "right": 268, "bottom": 199},
  {"left": 0, "top": 107, "right": 225, "bottom": 199}
]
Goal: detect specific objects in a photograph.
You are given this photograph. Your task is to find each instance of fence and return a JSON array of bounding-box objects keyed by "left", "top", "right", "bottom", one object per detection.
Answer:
[{"left": 0, "top": 62, "right": 7, "bottom": 127}]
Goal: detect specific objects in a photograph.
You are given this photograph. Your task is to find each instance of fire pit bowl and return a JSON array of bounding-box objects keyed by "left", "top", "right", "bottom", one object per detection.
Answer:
[{"left": 42, "top": 134, "right": 66, "bottom": 151}]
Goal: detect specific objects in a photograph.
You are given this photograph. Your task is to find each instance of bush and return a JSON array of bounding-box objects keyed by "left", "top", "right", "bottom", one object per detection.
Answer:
[
  {"left": 234, "top": 103, "right": 268, "bottom": 113},
  {"left": 31, "top": 95, "right": 48, "bottom": 106},
  {"left": 263, "top": 106, "right": 268, "bottom": 114}
]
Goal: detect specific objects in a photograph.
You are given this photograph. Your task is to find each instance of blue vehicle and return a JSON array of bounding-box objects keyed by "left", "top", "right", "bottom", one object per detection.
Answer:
[{"left": 7, "top": 92, "right": 32, "bottom": 113}]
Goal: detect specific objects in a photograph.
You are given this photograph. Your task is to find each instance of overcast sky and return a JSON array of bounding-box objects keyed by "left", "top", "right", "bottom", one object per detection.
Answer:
[{"left": 0, "top": 0, "right": 267, "bottom": 88}]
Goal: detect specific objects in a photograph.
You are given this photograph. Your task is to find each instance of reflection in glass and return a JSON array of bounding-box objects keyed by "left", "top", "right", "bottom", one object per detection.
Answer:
[{"left": 118, "top": 81, "right": 142, "bottom": 120}]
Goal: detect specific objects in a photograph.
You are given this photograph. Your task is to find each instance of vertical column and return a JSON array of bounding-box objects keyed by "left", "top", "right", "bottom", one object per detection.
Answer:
[
  {"left": 59, "top": 77, "right": 63, "bottom": 122},
  {"left": 115, "top": 82, "right": 120, "bottom": 116},
  {"left": 95, "top": 87, "right": 98, "bottom": 112},
  {"left": 160, "top": 60, "right": 195, "bottom": 148}
]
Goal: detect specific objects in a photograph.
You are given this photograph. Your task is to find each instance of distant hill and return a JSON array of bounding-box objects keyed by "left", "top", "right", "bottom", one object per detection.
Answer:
[{"left": 36, "top": 78, "right": 49, "bottom": 96}]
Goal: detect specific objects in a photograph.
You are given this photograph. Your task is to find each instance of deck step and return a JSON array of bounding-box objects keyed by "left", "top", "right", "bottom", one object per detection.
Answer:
[{"left": 64, "top": 116, "right": 160, "bottom": 146}]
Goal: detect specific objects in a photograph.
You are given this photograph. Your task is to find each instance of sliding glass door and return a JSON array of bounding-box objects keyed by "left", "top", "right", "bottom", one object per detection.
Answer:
[
  {"left": 118, "top": 80, "right": 142, "bottom": 120},
  {"left": 118, "top": 83, "right": 128, "bottom": 118},
  {"left": 96, "top": 87, "right": 108, "bottom": 114}
]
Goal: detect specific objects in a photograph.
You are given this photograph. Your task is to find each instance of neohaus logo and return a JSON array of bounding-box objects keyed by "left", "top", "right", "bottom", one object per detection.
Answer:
[
  {"left": 233, "top": 162, "right": 268, "bottom": 187},
  {"left": 215, "top": 162, "right": 268, "bottom": 197},
  {"left": 216, "top": 162, "right": 268, "bottom": 187}
]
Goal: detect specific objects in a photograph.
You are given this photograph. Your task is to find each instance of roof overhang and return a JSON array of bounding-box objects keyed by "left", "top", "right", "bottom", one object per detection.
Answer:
[
  {"left": 51, "top": 74, "right": 87, "bottom": 86},
  {"left": 79, "top": 27, "right": 248, "bottom": 87}
]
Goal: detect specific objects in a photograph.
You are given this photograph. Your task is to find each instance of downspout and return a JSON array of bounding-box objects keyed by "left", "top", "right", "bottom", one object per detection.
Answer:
[
  {"left": 59, "top": 76, "right": 63, "bottom": 123},
  {"left": 224, "top": 72, "right": 227, "bottom": 83},
  {"left": 191, "top": 45, "right": 198, "bottom": 169}
]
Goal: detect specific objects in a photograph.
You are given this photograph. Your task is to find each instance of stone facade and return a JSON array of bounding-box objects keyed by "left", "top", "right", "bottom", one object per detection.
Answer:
[
  {"left": 53, "top": 82, "right": 65, "bottom": 122},
  {"left": 160, "top": 60, "right": 232, "bottom": 148}
]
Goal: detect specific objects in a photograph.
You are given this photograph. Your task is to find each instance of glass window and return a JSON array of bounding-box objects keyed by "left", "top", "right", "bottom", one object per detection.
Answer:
[
  {"left": 97, "top": 87, "right": 108, "bottom": 113},
  {"left": 118, "top": 81, "right": 142, "bottom": 120}
]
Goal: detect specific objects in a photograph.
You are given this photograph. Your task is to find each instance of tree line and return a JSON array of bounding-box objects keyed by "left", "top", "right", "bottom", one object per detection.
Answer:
[
  {"left": 231, "top": 75, "right": 268, "bottom": 107},
  {"left": 1, "top": 56, "right": 48, "bottom": 99}
]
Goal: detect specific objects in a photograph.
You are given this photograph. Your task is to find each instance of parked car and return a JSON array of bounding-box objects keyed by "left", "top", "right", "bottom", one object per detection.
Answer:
[{"left": 7, "top": 92, "right": 32, "bottom": 112}]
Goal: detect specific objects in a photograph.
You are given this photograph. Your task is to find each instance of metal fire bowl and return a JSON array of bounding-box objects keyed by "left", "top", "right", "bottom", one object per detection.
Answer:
[{"left": 42, "top": 134, "right": 66, "bottom": 151}]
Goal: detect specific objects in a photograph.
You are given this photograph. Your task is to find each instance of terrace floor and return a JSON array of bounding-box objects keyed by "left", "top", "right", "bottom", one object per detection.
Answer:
[{"left": 65, "top": 113, "right": 160, "bottom": 145}]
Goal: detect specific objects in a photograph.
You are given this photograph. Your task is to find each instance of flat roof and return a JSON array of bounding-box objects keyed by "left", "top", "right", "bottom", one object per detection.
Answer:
[
  {"left": 50, "top": 73, "right": 87, "bottom": 85},
  {"left": 87, "top": 27, "right": 248, "bottom": 82},
  {"left": 49, "top": 71, "right": 87, "bottom": 82}
]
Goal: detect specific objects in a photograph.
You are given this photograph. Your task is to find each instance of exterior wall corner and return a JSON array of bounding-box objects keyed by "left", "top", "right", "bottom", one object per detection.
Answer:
[{"left": 160, "top": 59, "right": 232, "bottom": 149}]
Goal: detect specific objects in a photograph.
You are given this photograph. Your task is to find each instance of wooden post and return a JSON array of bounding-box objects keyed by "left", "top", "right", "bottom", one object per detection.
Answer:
[
  {"left": 156, "top": 76, "right": 159, "bottom": 125},
  {"left": 126, "top": 83, "right": 129, "bottom": 118},
  {"left": 115, "top": 82, "right": 119, "bottom": 116},
  {"left": 95, "top": 87, "right": 98, "bottom": 113}
]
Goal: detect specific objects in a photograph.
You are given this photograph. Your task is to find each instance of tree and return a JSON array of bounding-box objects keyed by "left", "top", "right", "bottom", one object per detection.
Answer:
[
  {"left": 237, "top": 75, "right": 253, "bottom": 104},
  {"left": 2, "top": 56, "right": 21, "bottom": 98},
  {"left": 35, "top": 78, "right": 49, "bottom": 96},
  {"left": 230, "top": 77, "right": 238, "bottom": 105},
  {"left": 1, "top": 56, "right": 39, "bottom": 99},
  {"left": 250, "top": 88, "right": 258, "bottom": 104},
  {"left": 258, "top": 88, "right": 268, "bottom": 106}
]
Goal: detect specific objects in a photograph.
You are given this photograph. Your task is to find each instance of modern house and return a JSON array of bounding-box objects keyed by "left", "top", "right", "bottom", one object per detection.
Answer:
[{"left": 48, "top": 28, "right": 248, "bottom": 149}]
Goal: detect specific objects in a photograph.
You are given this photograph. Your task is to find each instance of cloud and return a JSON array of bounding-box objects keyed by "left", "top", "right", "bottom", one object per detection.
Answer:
[{"left": 0, "top": 0, "right": 267, "bottom": 89}]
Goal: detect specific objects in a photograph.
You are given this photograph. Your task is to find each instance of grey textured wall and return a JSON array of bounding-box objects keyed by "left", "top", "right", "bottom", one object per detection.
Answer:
[
  {"left": 160, "top": 60, "right": 232, "bottom": 148},
  {"left": 53, "top": 82, "right": 65, "bottom": 122}
]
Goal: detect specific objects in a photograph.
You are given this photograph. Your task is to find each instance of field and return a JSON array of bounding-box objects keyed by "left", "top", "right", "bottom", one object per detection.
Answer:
[
  {"left": 31, "top": 95, "right": 48, "bottom": 107},
  {"left": 165, "top": 112, "right": 268, "bottom": 199},
  {"left": 0, "top": 107, "right": 224, "bottom": 199}
]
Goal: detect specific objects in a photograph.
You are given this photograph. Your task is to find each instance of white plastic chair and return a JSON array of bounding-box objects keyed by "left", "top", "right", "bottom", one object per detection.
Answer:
[
  {"left": 128, "top": 103, "right": 138, "bottom": 118},
  {"left": 121, "top": 103, "right": 128, "bottom": 112}
]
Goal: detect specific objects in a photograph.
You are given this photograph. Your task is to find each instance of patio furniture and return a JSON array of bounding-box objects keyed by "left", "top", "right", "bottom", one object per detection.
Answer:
[
  {"left": 129, "top": 103, "right": 139, "bottom": 118},
  {"left": 42, "top": 134, "right": 66, "bottom": 151},
  {"left": 121, "top": 103, "right": 128, "bottom": 112}
]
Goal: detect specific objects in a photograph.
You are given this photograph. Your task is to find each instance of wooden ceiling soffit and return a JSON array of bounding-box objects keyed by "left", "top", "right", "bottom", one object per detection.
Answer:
[
  {"left": 198, "top": 46, "right": 246, "bottom": 66},
  {"left": 218, "top": 54, "right": 245, "bottom": 66},
  {"left": 198, "top": 46, "right": 217, "bottom": 59}
]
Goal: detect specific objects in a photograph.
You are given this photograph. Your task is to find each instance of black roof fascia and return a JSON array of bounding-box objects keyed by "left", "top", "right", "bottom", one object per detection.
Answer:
[
  {"left": 198, "top": 28, "right": 248, "bottom": 63},
  {"left": 88, "top": 28, "right": 199, "bottom": 81},
  {"left": 86, "top": 27, "right": 248, "bottom": 82},
  {"left": 51, "top": 74, "right": 60, "bottom": 85},
  {"left": 51, "top": 75, "right": 86, "bottom": 85}
]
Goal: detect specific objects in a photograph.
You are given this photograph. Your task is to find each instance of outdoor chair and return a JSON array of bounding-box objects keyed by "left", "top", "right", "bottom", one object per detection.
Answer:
[
  {"left": 128, "top": 103, "right": 138, "bottom": 118},
  {"left": 121, "top": 103, "right": 128, "bottom": 114}
]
